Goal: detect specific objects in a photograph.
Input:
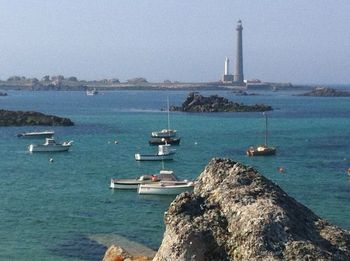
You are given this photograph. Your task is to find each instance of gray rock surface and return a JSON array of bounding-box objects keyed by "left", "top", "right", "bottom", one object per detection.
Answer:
[{"left": 154, "top": 158, "right": 350, "bottom": 261}]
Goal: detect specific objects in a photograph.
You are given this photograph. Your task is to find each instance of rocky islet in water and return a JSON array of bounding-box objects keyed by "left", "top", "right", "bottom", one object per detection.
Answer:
[
  {"left": 0, "top": 109, "right": 74, "bottom": 126},
  {"left": 298, "top": 87, "right": 350, "bottom": 97},
  {"left": 170, "top": 92, "right": 272, "bottom": 112}
]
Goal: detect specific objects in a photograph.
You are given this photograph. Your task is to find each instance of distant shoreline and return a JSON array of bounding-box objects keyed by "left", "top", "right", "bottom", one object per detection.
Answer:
[{"left": 0, "top": 81, "right": 316, "bottom": 91}]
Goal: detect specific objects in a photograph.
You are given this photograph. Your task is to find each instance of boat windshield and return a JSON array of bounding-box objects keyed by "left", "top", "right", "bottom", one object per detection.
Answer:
[{"left": 139, "top": 175, "right": 152, "bottom": 181}]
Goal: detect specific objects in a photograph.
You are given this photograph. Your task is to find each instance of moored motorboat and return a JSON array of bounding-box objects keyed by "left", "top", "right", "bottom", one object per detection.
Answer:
[
  {"left": 86, "top": 88, "right": 98, "bottom": 95},
  {"left": 137, "top": 181, "right": 194, "bottom": 195},
  {"left": 28, "top": 138, "right": 73, "bottom": 152},
  {"left": 135, "top": 144, "right": 175, "bottom": 161},
  {"left": 17, "top": 130, "right": 54, "bottom": 138},
  {"left": 149, "top": 137, "right": 180, "bottom": 146},
  {"left": 110, "top": 170, "right": 179, "bottom": 189}
]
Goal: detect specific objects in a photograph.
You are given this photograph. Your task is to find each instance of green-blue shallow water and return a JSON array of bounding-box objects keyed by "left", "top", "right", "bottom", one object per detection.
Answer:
[{"left": 0, "top": 89, "right": 350, "bottom": 260}]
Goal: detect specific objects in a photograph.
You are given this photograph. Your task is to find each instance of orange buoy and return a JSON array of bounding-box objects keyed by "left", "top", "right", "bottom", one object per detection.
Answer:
[{"left": 347, "top": 168, "right": 350, "bottom": 176}]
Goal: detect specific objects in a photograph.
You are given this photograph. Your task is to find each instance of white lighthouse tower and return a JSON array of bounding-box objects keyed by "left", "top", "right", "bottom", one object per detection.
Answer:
[
  {"left": 224, "top": 57, "right": 230, "bottom": 75},
  {"left": 222, "top": 57, "right": 233, "bottom": 83}
]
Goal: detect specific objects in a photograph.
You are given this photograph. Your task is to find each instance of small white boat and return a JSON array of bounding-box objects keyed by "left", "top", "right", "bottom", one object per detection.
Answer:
[
  {"left": 86, "top": 88, "right": 98, "bottom": 96},
  {"left": 135, "top": 144, "right": 175, "bottom": 161},
  {"left": 138, "top": 181, "right": 194, "bottom": 195},
  {"left": 17, "top": 130, "right": 54, "bottom": 138},
  {"left": 110, "top": 170, "right": 179, "bottom": 189},
  {"left": 28, "top": 138, "right": 73, "bottom": 152}
]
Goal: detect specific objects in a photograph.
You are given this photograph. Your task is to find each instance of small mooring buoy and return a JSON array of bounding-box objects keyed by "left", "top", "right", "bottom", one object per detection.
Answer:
[{"left": 278, "top": 167, "right": 285, "bottom": 173}]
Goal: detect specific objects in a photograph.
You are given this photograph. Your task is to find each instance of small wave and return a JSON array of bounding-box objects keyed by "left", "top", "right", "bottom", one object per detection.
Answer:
[{"left": 111, "top": 108, "right": 163, "bottom": 113}]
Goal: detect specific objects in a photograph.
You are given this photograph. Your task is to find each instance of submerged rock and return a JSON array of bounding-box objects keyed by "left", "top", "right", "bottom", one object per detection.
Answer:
[
  {"left": 170, "top": 92, "right": 272, "bottom": 112},
  {"left": 298, "top": 87, "right": 350, "bottom": 97},
  {"left": 154, "top": 158, "right": 350, "bottom": 260},
  {"left": 0, "top": 109, "right": 74, "bottom": 126},
  {"left": 102, "top": 244, "right": 153, "bottom": 261}
]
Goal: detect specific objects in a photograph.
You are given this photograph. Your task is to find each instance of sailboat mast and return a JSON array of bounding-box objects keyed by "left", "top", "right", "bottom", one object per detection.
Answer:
[
  {"left": 264, "top": 112, "right": 268, "bottom": 146},
  {"left": 167, "top": 96, "right": 170, "bottom": 131}
]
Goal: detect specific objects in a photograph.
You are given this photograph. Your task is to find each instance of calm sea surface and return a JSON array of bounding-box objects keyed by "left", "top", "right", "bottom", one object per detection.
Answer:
[{"left": 1, "top": 89, "right": 350, "bottom": 260}]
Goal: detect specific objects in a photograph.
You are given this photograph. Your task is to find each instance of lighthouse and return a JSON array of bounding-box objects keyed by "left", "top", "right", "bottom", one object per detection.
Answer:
[
  {"left": 222, "top": 57, "right": 233, "bottom": 83},
  {"left": 224, "top": 57, "right": 230, "bottom": 75},
  {"left": 233, "top": 20, "right": 244, "bottom": 84}
]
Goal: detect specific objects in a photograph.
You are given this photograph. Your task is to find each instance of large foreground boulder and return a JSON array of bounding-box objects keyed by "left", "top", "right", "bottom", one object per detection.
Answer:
[{"left": 154, "top": 158, "right": 350, "bottom": 260}]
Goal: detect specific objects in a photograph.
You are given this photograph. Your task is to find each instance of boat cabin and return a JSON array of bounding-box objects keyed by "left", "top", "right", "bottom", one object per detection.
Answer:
[
  {"left": 158, "top": 144, "right": 175, "bottom": 155},
  {"left": 44, "top": 138, "right": 57, "bottom": 145}
]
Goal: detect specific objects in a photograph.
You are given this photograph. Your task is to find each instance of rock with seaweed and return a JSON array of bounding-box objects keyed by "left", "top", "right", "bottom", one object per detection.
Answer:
[
  {"left": 298, "top": 87, "right": 350, "bottom": 97},
  {"left": 154, "top": 158, "right": 350, "bottom": 261},
  {"left": 102, "top": 245, "right": 153, "bottom": 261},
  {"left": 0, "top": 109, "right": 74, "bottom": 126}
]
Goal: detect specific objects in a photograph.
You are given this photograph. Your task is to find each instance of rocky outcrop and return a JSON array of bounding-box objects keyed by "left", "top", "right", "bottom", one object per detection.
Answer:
[
  {"left": 170, "top": 92, "right": 272, "bottom": 112},
  {"left": 298, "top": 87, "right": 350, "bottom": 97},
  {"left": 0, "top": 109, "right": 74, "bottom": 126},
  {"left": 154, "top": 158, "right": 350, "bottom": 260}
]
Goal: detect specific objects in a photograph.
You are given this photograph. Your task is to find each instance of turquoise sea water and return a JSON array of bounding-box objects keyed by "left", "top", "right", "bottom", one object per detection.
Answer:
[{"left": 1, "top": 89, "right": 350, "bottom": 260}]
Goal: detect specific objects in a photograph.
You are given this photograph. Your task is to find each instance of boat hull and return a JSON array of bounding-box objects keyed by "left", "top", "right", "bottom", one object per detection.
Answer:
[
  {"left": 110, "top": 182, "right": 142, "bottom": 190},
  {"left": 149, "top": 137, "right": 180, "bottom": 146},
  {"left": 110, "top": 179, "right": 155, "bottom": 189},
  {"left": 28, "top": 144, "right": 71, "bottom": 152},
  {"left": 151, "top": 129, "right": 177, "bottom": 138},
  {"left": 134, "top": 153, "right": 174, "bottom": 161},
  {"left": 246, "top": 147, "right": 276, "bottom": 156},
  {"left": 138, "top": 183, "right": 194, "bottom": 195},
  {"left": 110, "top": 170, "right": 179, "bottom": 190},
  {"left": 17, "top": 131, "right": 54, "bottom": 139}
]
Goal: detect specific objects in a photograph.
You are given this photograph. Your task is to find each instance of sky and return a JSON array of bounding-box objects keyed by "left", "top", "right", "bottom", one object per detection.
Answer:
[{"left": 0, "top": 0, "right": 349, "bottom": 84}]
